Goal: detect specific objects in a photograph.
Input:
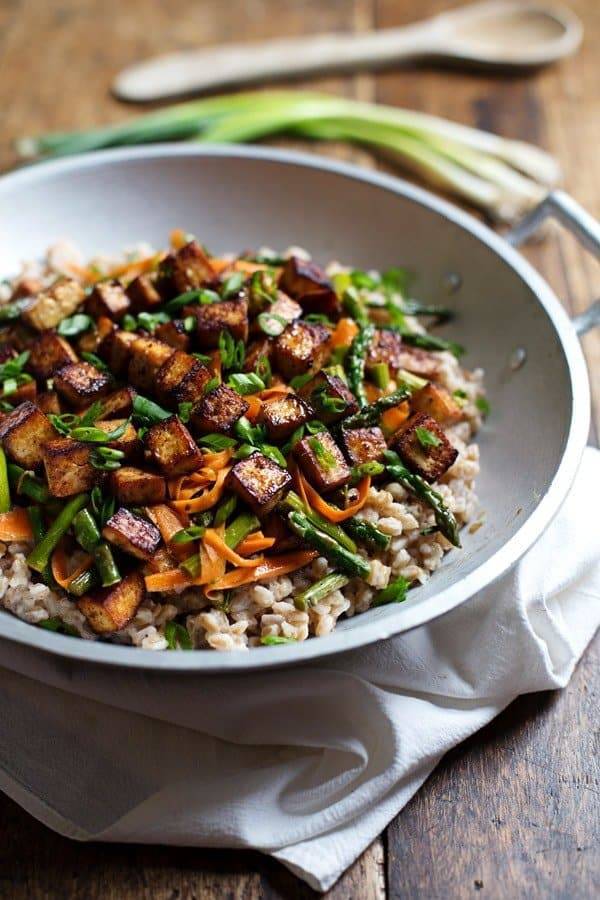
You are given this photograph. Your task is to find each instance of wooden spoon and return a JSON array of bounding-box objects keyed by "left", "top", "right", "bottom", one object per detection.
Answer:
[{"left": 113, "top": 1, "right": 583, "bottom": 103}]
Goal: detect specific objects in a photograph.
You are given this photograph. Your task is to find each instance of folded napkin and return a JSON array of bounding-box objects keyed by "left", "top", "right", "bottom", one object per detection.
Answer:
[{"left": 0, "top": 447, "right": 598, "bottom": 893}]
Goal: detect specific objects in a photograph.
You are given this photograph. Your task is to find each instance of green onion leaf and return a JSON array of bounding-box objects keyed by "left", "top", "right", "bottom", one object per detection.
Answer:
[
  {"left": 415, "top": 426, "right": 441, "bottom": 449},
  {"left": 165, "top": 288, "right": 220, "bottom": 313},
  {"left": 289, "top": 372, "right": 314, "bottom": 390},
  {"left": 164, "top": 621, "right": 193, "bottom": 650},
  {"left": 372, "top": 576, "right": 410, "bottom": 606},
  {"left": 177, "top": 401, "right": 193, "bottom": 423},
  {"left": 257, "top": 312, "right": 288, "bottom": 337},
  {"left": 213, "top": 494, "right": 238, "bottom": 526},
  {"left": 172, "top": 525, "right": 207, "bottom": 543},
  {"left": 226, "top": 372, "right": 265, "bottom": 395},
  {"left": 351, "top": 461, "right": 385, "bottom": 481},
  {"left": 475, "top": 395, "right": 490, "bottom": 417},
  {"left": 197, "top": 434, "right": 237, "bottom": 450},
  {"left": 308, "top": 436, "right": 337, "bottom": 471},
  {"left": 57, "top": 314, "right": 92, "bottom": 337},
  {"left": 220, "top": 271, "right": 245, "bottom": 299}
]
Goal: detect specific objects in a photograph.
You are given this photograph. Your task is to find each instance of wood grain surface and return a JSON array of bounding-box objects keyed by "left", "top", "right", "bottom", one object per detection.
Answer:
[{"left": 0, "top": 1, "right": 598, "bottom": 897}]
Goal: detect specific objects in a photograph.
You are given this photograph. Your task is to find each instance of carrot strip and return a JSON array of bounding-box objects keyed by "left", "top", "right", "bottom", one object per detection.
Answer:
[
  {"left": 145, "top": 569, "right": 192, "bottom": 592},
  {"left": 204, "top": 551, "right": 318, "bottom": 598},
  {"left": 330, "top": 317, "right": 359, "bottom": 348},
  {"left": 203, "top": 528, "right": 263, "bottom": 568},
  {"left": 51, "top": 545, "right": 93, "bottom": 589},
  {"left": 244, "top": 394, "right": 262, "bottom": 422},
  {"left": 170, "top": 228, "right": 189, "bottom": 250},
  {"left": 296, "top": 471, "right": 371, "bottom": 523},
  {"left": 170, "top": 466, "right": 231, "bottom": 514},
  {"left": 236, "top": 533, "right": 276, "bottom": 555},
  {"left": 364, "top": 383, "right": 382, "bottom": 404},
  {"left": 201, "top": 448, "right": 233, "bottom": 470},
  {"left": 0, "top": 508, "right": 34, "bottom": 543},
  {"left": 380, "top": 402, "right": 410, "bottom": 436},
  {"left": 258, "top": 385, "right": 294, "bottom": 401},
  {"left": 106, "top": 252, "right": 163, "bottom": 283}
]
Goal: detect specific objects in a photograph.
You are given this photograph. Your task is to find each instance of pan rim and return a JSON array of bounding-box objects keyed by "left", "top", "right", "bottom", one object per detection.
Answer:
[{"left": 0, "top": 143, "right": 590, "bottom": 671}]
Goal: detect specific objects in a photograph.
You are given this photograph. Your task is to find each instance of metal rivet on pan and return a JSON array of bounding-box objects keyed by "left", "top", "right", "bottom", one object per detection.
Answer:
[
  {"left": 443, "top": 272, "right": 462, "bottom": 293},
  {"left": 509, "top": 347, "right": 527, "bottom": 370}
]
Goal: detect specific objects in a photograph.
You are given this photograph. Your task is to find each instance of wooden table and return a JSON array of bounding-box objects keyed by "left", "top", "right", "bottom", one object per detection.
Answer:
[{"left": 0, "top": 1, "right": 598, "bottom": 897}]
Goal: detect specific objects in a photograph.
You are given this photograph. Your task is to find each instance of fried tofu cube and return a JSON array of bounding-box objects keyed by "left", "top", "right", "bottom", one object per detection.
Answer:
[
  {"left": 21, "top": 278, "right": 86, "bottom": 331},
  {"left": 42, "top": 438, "right": 97, "bottom": 496},
  {"left": 127, "top": 336, "right": 174, "bottom": 393},
  {"left": 27, "top": 331, "right": 78, "bottom": 379},
  {"left": 193, "top": 299, "right": 249, "bottom": 349},
  {"left": 243, "top": 338, "right": 272, "bottom": 374},
  {"left": 85, "top": 280, "right": 130, "bottom": 320},
  {"left": 0, "top": 344, "right": 16, "bottom": 364},
  {"left": 297, "top": 288, "right": 341, "bottom": 321},
  {"left": 227, "top": 452, "right": 292, "bottom": 515},
  {"left": 340, "top": 426, "right": 387, "bottom": 467},
  {"left": 97, "top": 386, "right": 136, "bottom": 419},
  {"left": 396, "top": 346, "right": 441, "bottom": 379},
  {"left": 78, "top": 571, "right": 146, "bottom": 633},
  {"left": 298, "top": 371, "right": 358, "bottom": 424},
  {"left": 36, "top": 390, "right": 62, "bottom": 415},
  {"left": 146, "top": 416, "right": 203, "bottom": 476},
  {"left": 103, "top": 507, "right": 162, "bottom": 560},
  {"left": 0, "top": 401, "right": 58, "bottom": 469},
  {"left": 368, "top": 331, "right": 440, "bottom": 379},
  {"left": 95, "top": 419, "right": 141, "bottom": 460},
  {"left": 109, "top": 466, "right": 167, "bottom": 505},
  {"left": 273, "top": 321, "right": 330, "bottom": 379},
  {"left": 279, "top": 256, "right": 332, "bottom": 298},
  {"left": 190, "top": 384, "right": 248, "bottom": 436},
  {"left": 53, "top": 361, "right": 111, "bottom": 409},
  {"left": 126, "top": 273, "right": 162, "bottom": 312},
  {"left": 97, "top": 328, "right": 137, "bottom": 376},
  {"left": 155, "top": 351, "right": 212, "bottom": 408},
  {"left": 268, "top": 293, "right": 303, "bottom": 325},
  {"left": 154, "top": 319, "right": 191, "bottom": 352},
  {"left": 391, "top": 413, "right": 458, "bottom": 483},
  {"left": 158, "top": 241, "right": 217, "bottom": 298},
  {"left": 410, "top": 383, "right": 462, "bottom": 426},
  {"left": 259, "top": 394, "right": 310, "bottom": 441},
  {"left": 293, "top": 431, "right": 351, "bottom": 493}
]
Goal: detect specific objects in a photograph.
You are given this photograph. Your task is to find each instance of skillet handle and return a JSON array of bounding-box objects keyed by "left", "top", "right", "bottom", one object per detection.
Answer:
[{"left": 506, "top": 190, "right": 600, "bottom": 336}]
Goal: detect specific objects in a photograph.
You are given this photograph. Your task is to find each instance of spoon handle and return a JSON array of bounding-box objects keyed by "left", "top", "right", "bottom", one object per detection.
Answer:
[{"left": 113, "top": 24, "right": 438, "bottom": 102}]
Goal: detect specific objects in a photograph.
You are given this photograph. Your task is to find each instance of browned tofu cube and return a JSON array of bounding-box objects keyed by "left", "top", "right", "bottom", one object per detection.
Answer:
[
  {"left": 279, "top": 256, "right": 332, "bottom": 298},
  {"left": 293, "top": 431, "right": 351, "bottom": 493},
  {"left": 158, "top": 241, "right": 217, "bottom": 298},
  {"left": 27, "top": 331, "right": 78, "bottom": 379},
  {"left": 78, "top": 571, "right": 146, "bottom": 633},
  {"left": 297, "top": 288, "right": 341, "bottom": 321},
  {"left": 22, "top": 278, "right": 86, "bottom": 331},
  {"left": 146, "top": 416, "right": 203, "bottom": 476},
  {"left": 97, "top": 328, "right": 137, "bottom": 377},
  {"left": 268, "top": 293, "right": 303, "bottom": 325},
  {"left": 109, "top": 466, "right": 167, "bottom": 505},
  {"left": 368, "top": 331, "right": 440, "bottom": 379},
  {"left": 0, "top": 401, "right": 58, "bottom": 468},
  {"left": 85, "top": 280, "right": 130, "bottom": 320},
  {"left": 193, "top": 299, "right": 249, "bottom": 349},
  {"left": 97, "top": 386, "right": 136, "bottom": 419},
  {"left": 298, "top": 372, "right": 358, "bottom": 424},
  {"left": 36, "top": 391, "right": 62, "bottom": 415},
  {"left": 154, "top": 319, "right": 191, "bottom": 351},
  {"left": 227, "top": 452, "right": 292, "bottom": 515},
  {"left": 391, "top": 413, "right": 458, "bottom": 483},
  {"left": 53, "top": 361, "right": 111, "bottom": 409},
  {"left": 128, "top": 336, "right": 174, "bottom": 393},
  {"left": 259, "top": 395, "right": 310, "bottom": 441},
  {"left": 340, "top": 426, "right": 387, "bottom": 467},
  {"left": 396, "top": 346, "right": 441, "bottom": 379},
  {"left": 273, "top": 321, "right": 329, "bottom": 380},
  {"left": 243, "top": 338, "right": 272, "bottom": 375},
  {"left": 42, "top": 438, "right": 98, "bottom": 496},
  {"left": 0, "top": 344, "right": 16, "bottom": 364},
  {"left": 103, "top": 507, "right": 162, "bottom": 560},
  {"left": 126, "top": 273, "right": 162, "bottom": 312},
  {"left": 2, "top": 380, "right": 37, "bottom": 405},
  {"left": 95, "top": 419, "right": 141, "bottom": 460},
  {"left": 190, "top": 384, "right": 248, "bottom": 436},
  {"left": 410, "top": 383, "right": 462, "bottom": 426},
  {"left": 155, "top": 351, "right": 212, "bottom": 408}
]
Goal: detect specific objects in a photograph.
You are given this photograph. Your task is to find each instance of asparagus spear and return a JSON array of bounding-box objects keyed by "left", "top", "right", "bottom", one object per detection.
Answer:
[
  {"left": 281, "top": 491, "right": 357, "bottom": 553},
  {"left": 68, "top": 569, "right": 98, "bottom": 597},
  {"left": 383, "top": 326, "right": 464, "bottom": 358},
  {"left": 342, "top": 287, "right": 370, "bottom": 326},
  {"left": 286, "top": 510, "right": 370, "bottom": 578},
  {"left": 342, "top": 388, "right": 411, "bottom": 430},
  {"left": 0, "top": 448, "right": 10, "bottom": 514},
  {"left": 72, "top": 508, "right": 101, "bottom": 553},
  {"left": 346, "top": 323, "right": 375, "bottom": 408},
  {"left": 93, "top": 541, "right": 121, "bottom": 587},
  {"left": 293, "top": 573, "right": 350, "bottom": 611},
  {"left": 27, "top": 494, "right": 88, "bottom": 573},
  {"left": 386, "top": 463, "right": 461, "bottom": 547},
  {"left": 7, "top": 463, "right": 50, "bottom": 504},
  {"left": 345, "top": 518, "right": 391, "bottom": 551},
  {"left": 224, "top": 512, "right": 260, "bottom": 549}
]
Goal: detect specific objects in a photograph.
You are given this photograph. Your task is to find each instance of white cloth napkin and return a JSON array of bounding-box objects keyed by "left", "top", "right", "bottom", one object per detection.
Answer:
[{"left": 0, "top": 448, "right": 598, "bottom": 893}]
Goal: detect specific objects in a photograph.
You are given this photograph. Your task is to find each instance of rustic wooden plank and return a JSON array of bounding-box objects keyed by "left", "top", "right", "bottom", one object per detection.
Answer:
[{"left": 386, "top": 633, "right": 599, "bottom": 899}]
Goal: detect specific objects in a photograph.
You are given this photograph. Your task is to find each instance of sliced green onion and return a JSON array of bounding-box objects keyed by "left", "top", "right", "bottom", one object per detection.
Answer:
[
  {"left": 57, "top": 314, "right": 92, "bottom": 337},
  {"left": 226, "top": 372, "right": 266, "bottom": 395},
  {"left": 370, "top": 362, "right": 390, "bottom": 390}
]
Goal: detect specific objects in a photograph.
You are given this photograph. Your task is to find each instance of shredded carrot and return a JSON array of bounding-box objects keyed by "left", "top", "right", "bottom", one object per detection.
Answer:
[
  {"left": 194, "top": 533, "right": 226, "bottom": 585},
  {"left": 236, "top": 533, "right": 276, "bottom": 555},
  {"left": 330, "top": 317, "right": 359, "bottom": 348},
  {"left": 364, "top": 383, "right": 383, "bottom": 404},
  {"left": 105, "top": 252, "right": 164, "bottom": 284},
  {"left": 204, "top": 550, "right": 318, "bottom": 598},
  {"left": 146, "top": 504, "right": 190, "bottom": 558},
  {"left": 380, "top": 402, "right": 410, "bottom": 436},
  {"left": 170, "top": 466, "right": 231, "bottom": 514},
  {"left": 145, "top": 569, "right": 191, "bottom": 592},
  {"left": 203, "top": 528, "right": 263, "bottom": 568},
  {"left": 244, "top": 394, "right": 262, "bottom": 422},
  {"left": 0, "top": 508, "right": 34, "bottom": 543},
  {"left": 170, "top": 228, "right": 189, "bottom": 250},
  {"left": 201, "top": 448, "right": 233, "bottom": 469},
  {"left": 296, "top": 470, "right": 371, "bottom": 522},
  {"left": 51, "top": 545, "right": 94, "bottom": 589}
]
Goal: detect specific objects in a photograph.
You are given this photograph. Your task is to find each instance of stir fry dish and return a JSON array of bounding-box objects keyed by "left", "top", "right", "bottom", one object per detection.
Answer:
[{"left": 0, "top": 234, "right": 485, "bottom": 650}]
